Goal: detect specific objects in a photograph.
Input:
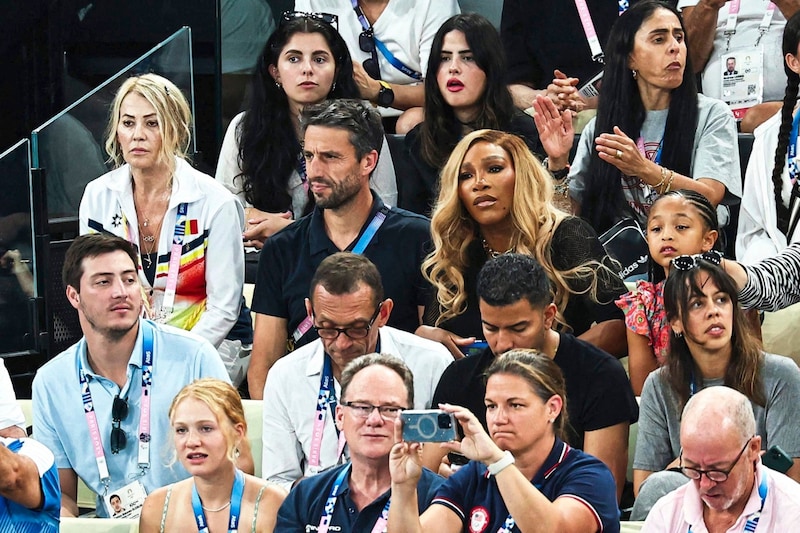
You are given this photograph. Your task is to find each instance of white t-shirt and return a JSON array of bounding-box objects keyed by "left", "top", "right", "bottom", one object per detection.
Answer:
[{"left": 678, "top": 0, "right": 786, "bottom": 102}]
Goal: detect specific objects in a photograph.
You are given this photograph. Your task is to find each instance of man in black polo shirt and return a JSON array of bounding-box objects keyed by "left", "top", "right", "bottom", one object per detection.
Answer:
[
  {"left": 248, "top": 99, "right": 431, "bottom": 399},
  {"left": 425, "top": 253, "right": 638, "bottom": 501}
]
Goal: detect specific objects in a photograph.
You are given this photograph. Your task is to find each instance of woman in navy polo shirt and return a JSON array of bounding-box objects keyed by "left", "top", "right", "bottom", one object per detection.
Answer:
[{"left": 387, "top": 349, "right": 620, "bottom": 533}]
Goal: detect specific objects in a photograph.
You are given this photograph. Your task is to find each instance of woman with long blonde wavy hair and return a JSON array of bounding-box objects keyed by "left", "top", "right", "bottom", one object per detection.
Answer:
[{"left": 418, "top": 129, "right": 627, "bottom": 358}]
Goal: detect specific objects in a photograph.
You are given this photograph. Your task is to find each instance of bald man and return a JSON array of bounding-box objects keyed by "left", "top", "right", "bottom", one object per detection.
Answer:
[{"left": 643, "top": 386, "right": 800, "bottom": 532}]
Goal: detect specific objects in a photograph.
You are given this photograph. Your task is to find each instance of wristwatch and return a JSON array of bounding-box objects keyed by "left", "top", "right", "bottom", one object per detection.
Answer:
[
  {"left": 376, "top": 80, "right": 395, "bottom": 107},
  {"left": 487, "top": 450, "right": 515, "bottom": 476}
]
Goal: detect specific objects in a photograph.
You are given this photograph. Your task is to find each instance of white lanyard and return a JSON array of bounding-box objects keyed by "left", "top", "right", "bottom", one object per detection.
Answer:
[
  {"left": 80, "top": 322, "right": 153, "bottom": 486},
  {"left": 724, "top": 1, "right": 776, "bottom": 49}
]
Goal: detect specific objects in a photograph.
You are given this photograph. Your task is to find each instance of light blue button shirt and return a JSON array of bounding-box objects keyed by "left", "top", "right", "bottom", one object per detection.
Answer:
[{"left": 32, "top": 319, "right": 229, "bottom": 516}]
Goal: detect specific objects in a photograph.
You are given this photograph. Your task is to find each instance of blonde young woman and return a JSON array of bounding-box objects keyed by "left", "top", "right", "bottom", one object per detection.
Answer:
[
  {"left": 80, "top": 74, "right": 244, "bottom": 349},
  {"left": 419, "top": 129, "right": 627, "bottom": 357},
  {"left": 139, "top": 379, "right": 286, "bottom": 532}
]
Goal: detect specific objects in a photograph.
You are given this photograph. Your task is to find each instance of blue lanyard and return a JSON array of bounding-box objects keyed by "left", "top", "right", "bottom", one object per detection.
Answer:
[
  {"left": 348, "top": 0, "right": 423, "bottom": 81},
  {"left": 687, "top": 470, "right": 768, "bottom": 533},
  {"left": 351, "top": 206, "right": 389, "bottom": 254},
  {"left": 318, "top": 355, "right": 339, "bottom": 434},
  {"left": 317, "top": 464, "right": 391, "bottom": 533},
  {"left": 373, "top": 39, "right": 423, "bottom": 81},
  {"left": 191, "top": 468, "right": 245, "bottom": 533},
  {"left": 787, "top": 109, "right": 800, "bottom": 186},
  {"left": 78, "top": 321, "right": 154, "bottom": 484}
]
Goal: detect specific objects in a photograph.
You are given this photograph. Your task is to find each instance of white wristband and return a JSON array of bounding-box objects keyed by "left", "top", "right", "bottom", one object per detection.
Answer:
[{"left": 487, "top": 450, "right": 515, "bottom": 476}]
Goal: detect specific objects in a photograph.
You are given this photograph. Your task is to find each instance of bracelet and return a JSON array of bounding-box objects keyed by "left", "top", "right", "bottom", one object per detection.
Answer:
[
  {"left": 652, "top": 165, "right": 668, "bottom": 191},
  {"left": 542, "top": 157, "right": 570, "bottom": 180},
  {"left": 662, "top": 169, "right": 676, "bottom": 194},
  {"left": 486, "top": 450, "right": 516, "bottom": 476}
]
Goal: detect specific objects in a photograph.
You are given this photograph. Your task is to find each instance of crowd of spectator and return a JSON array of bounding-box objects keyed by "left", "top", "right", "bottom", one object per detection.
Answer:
[{"left": 7, "top": 0, "right": 800, "bottom": 531}]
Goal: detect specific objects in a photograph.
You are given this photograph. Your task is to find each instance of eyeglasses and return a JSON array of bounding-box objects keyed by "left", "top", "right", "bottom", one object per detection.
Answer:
[
  {"left": 679, "top": 436, "right": 753, "bottom": 483},
  {"left": 111, "top": 395, "right": 128, "bottom": 454},
  {"left": 671, "top": 250, "right": 723, "bottom": 272},
  {"left": 343, "top": 402, "right": 406, "bottom": 420},
  {"left": 281, "top": 11, "right": 339, "bottom": 30},
  {"left": 359, "top": 29, "right": 381, "bottom": 80},
  {"left": 313, "top": 302, "right": 383, "bottom": 340}
]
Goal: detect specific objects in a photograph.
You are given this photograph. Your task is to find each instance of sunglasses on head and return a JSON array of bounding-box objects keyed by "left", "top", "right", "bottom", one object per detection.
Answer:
[
  {"left": 281, "top": 11, "right": 339, "bottom": 30},
  {"left": 671, "top": 250, "right": 723, "bottom": 272},
  {"left": 359, "top": 29, "right": 381, "bottom": 80},
  {"left": 111, "top": 395, "right": 128, "bottom": 454}
]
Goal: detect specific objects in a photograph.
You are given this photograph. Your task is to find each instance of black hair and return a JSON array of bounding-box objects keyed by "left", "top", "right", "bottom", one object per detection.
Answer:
[
  {"left": 647, "top": 189, "right": 719, "bottom": 283},
  {"left": 663, "top": 260, "right": 765, "bottom": 408},
  {"left": 477, "top": 253, "right": 553, "bottom": 309},
  {"left": 62, "top": 234, "right": 139, "bottom": 291},
  {"left": 300, "top": 99, "right": 385, "bottom": 162},
  {"left": 582, "top": 0, "right": 698, "bottom": 234},
  {"left": 309, "top": 252, "right": 384, "bottom": 307},
  {"left": 418, "top": 13, "right": 516, "bottom": 168},
  {"left": 236, "top": 17, "right": 359, "bottom": 215},
  {"left": 770, "top": 11, "right": 800, "bottom": 235}
]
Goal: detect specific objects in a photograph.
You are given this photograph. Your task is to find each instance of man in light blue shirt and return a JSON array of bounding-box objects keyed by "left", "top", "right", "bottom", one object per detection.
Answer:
[{"left": 32, "top": 234, "right": 230, "bottom": 518}]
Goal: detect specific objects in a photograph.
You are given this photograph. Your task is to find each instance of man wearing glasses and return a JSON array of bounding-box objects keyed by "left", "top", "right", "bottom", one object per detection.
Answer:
[
  {"left": 31, "top": 234, "right": 231, "bottom": 518},
  {"left": 261, "top": 253, "right": 451, "bottom": 490},
  {"left": 643, "top": 386, "right": 800, "bottom": 531},
  {"left": 275, "top": 353, "right": 445, "bottom": 531}
]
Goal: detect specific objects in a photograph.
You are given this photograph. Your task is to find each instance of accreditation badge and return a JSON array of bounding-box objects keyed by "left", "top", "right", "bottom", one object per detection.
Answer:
[
  {"left": 103, "top": 479, "right": 147, "bottom": 519},
  {"left": 719, "top": 48, "right": 764, "bottom": 120}
]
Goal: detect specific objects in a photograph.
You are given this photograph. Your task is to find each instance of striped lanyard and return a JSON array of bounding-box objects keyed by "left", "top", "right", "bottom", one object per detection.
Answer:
[
  {"left": 318, "top": 464, "right": 391, "bottom": 533},
  {"left": 309, "top": 355, "right": 346, "bottom": 469},
  {"left": 162, "top": 202, "right": 190, "bottom": 314},
  {"left": 79, "top": 321, "right": 154, "bottom": 487}
]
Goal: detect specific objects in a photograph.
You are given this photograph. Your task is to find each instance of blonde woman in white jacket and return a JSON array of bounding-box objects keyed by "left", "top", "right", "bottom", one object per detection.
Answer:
[{"left": 80, "top": 73, "right": 244, "bottom": 349}]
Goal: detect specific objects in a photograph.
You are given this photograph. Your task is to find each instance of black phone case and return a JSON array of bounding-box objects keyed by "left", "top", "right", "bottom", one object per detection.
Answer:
[{"left": 762, "top": 445, "right": 793, "bottom": 474}]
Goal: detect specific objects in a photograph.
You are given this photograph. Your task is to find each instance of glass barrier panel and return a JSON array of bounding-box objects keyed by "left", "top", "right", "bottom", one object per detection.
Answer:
[
  {"left": 0, "top": 139, "right": 37, "bottom": 352},
  {"left": 31, "top": 27, "right": 195, "bottom": 221}
]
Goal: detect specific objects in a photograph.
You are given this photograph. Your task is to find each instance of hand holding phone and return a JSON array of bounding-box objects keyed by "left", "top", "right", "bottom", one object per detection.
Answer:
[
  {"left": 401, "top": 410, "right": 458, "bottom": 442},
  {"left": 459, "top": 340, "right": 488, "bottom": 357}
]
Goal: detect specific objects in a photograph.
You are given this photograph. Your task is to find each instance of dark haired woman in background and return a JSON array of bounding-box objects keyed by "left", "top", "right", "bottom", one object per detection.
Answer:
[
  {"left": 216, "top": 14, "right": 397, "bottom": 247},
  {"left": 631, "top": 255, "right": 800, "bottom": 518},
  {"left": 535, "top": 0, "right": 740, "bottom": 235},
  {"left": 401, "top": 13, "right": 542, "bottom": 215}
]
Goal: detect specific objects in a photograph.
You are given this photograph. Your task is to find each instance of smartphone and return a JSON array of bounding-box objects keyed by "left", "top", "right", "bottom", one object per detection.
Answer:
[
  {"left": 401, "top": 410, "right": 458, "bottom": 442},
  {"left": 762, "top": 445, "right": 793, "bottom": 474},
  {"left": 447, "top": 452, "right": 469, "bottom": 466},
  {"left": 459, "top": 340, "right": 488, "bottom": 357}
]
